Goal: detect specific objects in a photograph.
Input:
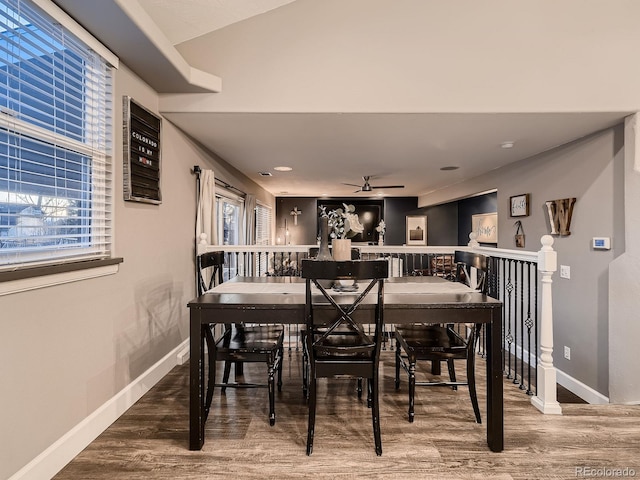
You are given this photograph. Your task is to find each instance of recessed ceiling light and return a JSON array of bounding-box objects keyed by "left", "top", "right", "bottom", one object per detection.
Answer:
[
  {"left": 440, "top": 166, "right": 459, "bottom": 171},
  {"left": 258, "top": 171, "right": 272, "bottom": 176},
  {"left": 501, "top": 141, "right": 515, "bottom": 149},
  {"left": 274, "top": 166, "right": 292, "bottom": 172}
]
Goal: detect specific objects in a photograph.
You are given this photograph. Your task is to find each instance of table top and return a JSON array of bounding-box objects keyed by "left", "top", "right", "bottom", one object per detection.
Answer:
[{"left": 188, "top": 275, "right": 501, "bottom": 312}]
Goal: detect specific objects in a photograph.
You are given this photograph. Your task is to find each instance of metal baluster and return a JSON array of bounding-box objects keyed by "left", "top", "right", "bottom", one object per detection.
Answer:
[
  {"left": 519, "top": 260, "right": 526, "bottom": 389},
  {"left": 525, "top": 261, "right": 535, "bottom": 395},
  {"left": 505, "top": 258, "right": 514, "bottom": 379},
  {"left": 533, "top": 262, "right": 539, "bottom": 396}
]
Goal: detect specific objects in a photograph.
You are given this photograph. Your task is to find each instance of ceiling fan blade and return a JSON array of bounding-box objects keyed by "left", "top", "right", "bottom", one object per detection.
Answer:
[
  {"left": 342, "top": 182, "right": 363, "bottom": 188},
  {"left": 371, "top": 185, "right": 405, "bottom": 189},
  {"left": 353, "top": 188, "right": 362, "bottom": 193}
]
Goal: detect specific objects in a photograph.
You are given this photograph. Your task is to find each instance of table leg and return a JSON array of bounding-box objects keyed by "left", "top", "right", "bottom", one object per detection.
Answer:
[
  {"left": 486, "top": 307, "right": 504, "bottom": 452},
  {"left": 189, "top": 308, "right": 205, "bottom": 450}
]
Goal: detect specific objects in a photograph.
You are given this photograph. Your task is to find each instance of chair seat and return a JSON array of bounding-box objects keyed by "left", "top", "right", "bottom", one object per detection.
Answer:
[
  {"left": 215, "top": 325, "right": 284, "bottom": 354},
  {"left": 395, "top": 324, "right": 467, "bottom": 358}
]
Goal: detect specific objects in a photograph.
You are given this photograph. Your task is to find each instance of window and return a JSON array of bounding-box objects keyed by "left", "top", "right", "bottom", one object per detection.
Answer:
[
  {"left": 255, "top": 202, "right": 271, "bottom": 275},
  {"left": 216, "top": 192, "right": 243, "bottom": 280},
  {"left": 216, "top": 194, "right": 243, "bottom": 246},
  {"left": 255, "top": 202, "right": 271, "bottom": 246},
  {"left": 0, "top": 0, "right": 113, "bottom": 271}
]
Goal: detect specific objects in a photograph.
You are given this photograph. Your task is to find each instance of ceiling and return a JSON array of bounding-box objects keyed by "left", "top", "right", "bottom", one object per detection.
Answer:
[{"left": 54, "top": 0, "right": 632, "bottom": 199}]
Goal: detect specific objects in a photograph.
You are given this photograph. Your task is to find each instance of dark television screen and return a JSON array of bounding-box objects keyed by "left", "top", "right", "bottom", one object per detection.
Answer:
[{"left": 317, "top": 200, "right": 382, "bottom": 243}]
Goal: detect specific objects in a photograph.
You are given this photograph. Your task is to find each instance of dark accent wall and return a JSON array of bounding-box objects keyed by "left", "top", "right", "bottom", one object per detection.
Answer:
[
  {"left": 276, "top": 194, "right": 496, "bottom": 247},
  {"left": 383, "top": 197, "right": 419, "bottom": 245},
  {"left": 275, "top": 197, "right": 418, "bottom": 245},
  {"left": 423, "top": 202, "right": 459, "bottom": 246},
  {"left": 275, "top": 197, "right": 318, "bottom": 245},
  {"left": 457, "top": 192, "right": 498, "bottom": 245}
]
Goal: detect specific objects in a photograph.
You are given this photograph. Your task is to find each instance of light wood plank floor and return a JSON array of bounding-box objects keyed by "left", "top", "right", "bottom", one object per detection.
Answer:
[{"left": 55, "top": 351, "right": 639, "bottom": 480}]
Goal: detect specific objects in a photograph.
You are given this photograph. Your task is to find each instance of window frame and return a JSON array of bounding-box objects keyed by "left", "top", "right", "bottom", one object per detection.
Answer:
[{"left": 0, "top": 0, "right": 120, "bottom": 292}]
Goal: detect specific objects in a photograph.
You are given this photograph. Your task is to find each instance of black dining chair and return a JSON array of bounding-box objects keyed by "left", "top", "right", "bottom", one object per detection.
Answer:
[
  {"left": 394, "top": 251, "right": 489, "bottom": 424},
  {"left": 302, "top": 247, "right": 363, "bottom": 399},
  {"left": 197, "top": 251, "right": 285, "bottom": 426},
  {"left": 301, "top": 259, "right": 388, "bottom": 456}
]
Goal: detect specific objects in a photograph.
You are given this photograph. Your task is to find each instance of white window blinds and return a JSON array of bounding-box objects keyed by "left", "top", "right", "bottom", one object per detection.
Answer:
[
  {"left": 255, "top": 203, "right": 271, "bottom": 246},
  {"left": 0, "top": 0, "right": 113, "bottom": 270}
]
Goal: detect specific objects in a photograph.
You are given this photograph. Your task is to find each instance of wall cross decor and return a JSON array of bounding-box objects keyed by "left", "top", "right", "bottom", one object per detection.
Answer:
[
  {"left": 545, "top": 198, "right": 576, "bottom": 236},
  {"left": 290, "top": 206, "right": 302, "bottom": 225}
]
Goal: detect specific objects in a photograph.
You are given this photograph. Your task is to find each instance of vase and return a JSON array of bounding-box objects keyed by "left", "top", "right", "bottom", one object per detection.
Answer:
[
  {"left": 316, "top": 216, "right": 333, "bottom": 260},
  {"left": 378, "top": 234, "right": 384, "bottom": 246},
  {"left": 332, "top": 238, "right": 352, "bottom": 261}
]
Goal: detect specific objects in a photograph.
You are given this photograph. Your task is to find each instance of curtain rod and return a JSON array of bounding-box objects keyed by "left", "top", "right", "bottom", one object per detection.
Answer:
[{"left": 192, "top": 165, "right": 246, "bottom": 197}]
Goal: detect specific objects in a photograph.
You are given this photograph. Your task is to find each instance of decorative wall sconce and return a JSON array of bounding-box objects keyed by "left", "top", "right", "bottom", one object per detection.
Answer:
[
  {"left": 545, "top": 198, "right": 576, "bottom": 236},
  {"left": 290, "top": 206, "right": 302, "bottom": 225}
]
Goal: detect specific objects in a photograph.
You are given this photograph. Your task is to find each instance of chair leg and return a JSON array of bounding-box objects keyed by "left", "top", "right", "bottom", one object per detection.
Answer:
[
  {"left": 447, "top": 359, "right": 458, "bottom": 391},
  {"left": 277, "top": 345, "right": 284, "bottom": 392},
  {"left": 306, "top": 375, "right": 316, "bottom": 455},
  {"left": 357, "top": 378, "right": 363, "bottom": 399},
  {"left": 394, "top": 339, "right": 401, "bottom": 390},
  {"left": 235, "top": 361, "right": 244, "bottom": 377},
  {"left": 301, "top": 334, "right": 309, "bottom": 399},
  {"left": 371, "top": 372, "right": 382, "bottom": 456},
  {"left": 268, "top": 360, "right": 276, "bottom": 426},
  {"left": 408, "top": 359, "right": 416, "bottom": 423},
  {"left": 221, "top": 360, "right": 232, "bottom": 394},
  {"left": 467, "top": 354, "right": 482, "bottom": 424},
  {"left": 367, "top": 379, "right": 372, "bottom": 408}
]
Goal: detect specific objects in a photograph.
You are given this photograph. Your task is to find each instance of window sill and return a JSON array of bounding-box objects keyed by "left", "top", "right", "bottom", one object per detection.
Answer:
[{"left": 0, "top": 258, "right": 123, "bottom": 296}]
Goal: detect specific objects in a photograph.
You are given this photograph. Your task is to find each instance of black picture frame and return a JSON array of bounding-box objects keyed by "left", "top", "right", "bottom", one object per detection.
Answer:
[
  {"left": 123, "top": 96, "right": 162, "bottom": 204},
  {"left": 510, "top": 193, "right": 530, "bottom": 217}
]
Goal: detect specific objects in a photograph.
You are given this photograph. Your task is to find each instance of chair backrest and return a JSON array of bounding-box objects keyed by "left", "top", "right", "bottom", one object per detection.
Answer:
[
  {"left": 308, "top": 247, "right": 361, "bottom": 260},
  {"left": 197, "top": 251, "right": 225, "bottom": 295},
  {"left": 454, "top": 251, "right": 488, "bottom": 293},
  {"left": 301, "top": 259, "right": 388, "bottom": 356}
]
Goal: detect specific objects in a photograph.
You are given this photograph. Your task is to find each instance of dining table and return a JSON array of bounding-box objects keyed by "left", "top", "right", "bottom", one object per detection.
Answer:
[{"left": 188, "top": 275, "right": 504, "bottom": 452}]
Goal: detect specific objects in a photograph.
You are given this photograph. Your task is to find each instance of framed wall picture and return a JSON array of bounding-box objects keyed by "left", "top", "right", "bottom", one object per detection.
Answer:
[
  {"left": 406, "top": 215, "right": 427, "bottom": 245},
  {"left": 510, "top": 193, "right": 530, "bottom": 217},
  {"left": 472, "top": 213, "right": 498, "bottom": 244}
]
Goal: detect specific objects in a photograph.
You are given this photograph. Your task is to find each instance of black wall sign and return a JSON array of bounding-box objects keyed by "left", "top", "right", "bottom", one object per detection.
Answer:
[{"left": 123, "top": 96, "right": 162, "bottom": 204}]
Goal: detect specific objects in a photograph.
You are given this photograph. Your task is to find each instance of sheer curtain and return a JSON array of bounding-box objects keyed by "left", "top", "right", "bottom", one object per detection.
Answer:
[
  {"left": 244, "top": 194, "right": 256, "bottom": 245},
  {"left": 196, "top": 169, "right": 217, "bottom": 246}
]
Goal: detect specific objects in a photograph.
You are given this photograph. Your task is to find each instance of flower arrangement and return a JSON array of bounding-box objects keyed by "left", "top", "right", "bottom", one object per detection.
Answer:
[
  {"left": 375, "top": 219, "right": 386, "bottom": 236},
  {"left": 319, "top": 203, "right": 364, "bottom": 239}
]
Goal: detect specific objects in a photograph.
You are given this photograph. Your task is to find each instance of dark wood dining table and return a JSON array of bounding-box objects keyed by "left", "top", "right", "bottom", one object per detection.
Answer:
[{"left": 188, "top": 275, "right": 503, "bottom": 452}]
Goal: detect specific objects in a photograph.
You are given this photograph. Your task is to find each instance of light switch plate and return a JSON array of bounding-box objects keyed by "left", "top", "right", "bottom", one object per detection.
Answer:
[{"left": 560, "top": 265, "right": 570, "bottom": 279}]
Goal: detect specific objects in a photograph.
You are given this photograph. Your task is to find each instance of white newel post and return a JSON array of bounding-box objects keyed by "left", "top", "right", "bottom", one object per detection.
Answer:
[{"left": 531, "top": 235, "right": 563, "bottom": 414}]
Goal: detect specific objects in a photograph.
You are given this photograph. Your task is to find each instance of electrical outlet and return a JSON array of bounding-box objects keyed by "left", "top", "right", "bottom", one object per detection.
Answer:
[
  {"left": 560, "top": 265, "right": 571, "bottom": 279},
  {"left": 564, "top": 346, "right": 571, "bottom": 360}
]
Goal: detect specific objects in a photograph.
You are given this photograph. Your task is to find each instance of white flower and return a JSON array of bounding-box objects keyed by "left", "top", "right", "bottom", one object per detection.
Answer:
[
  {"left": 375, "top": 220, "right": 386, "bottom": 233},
  {"left": 345, "top": 212, "right": 364, "bottom": 237}
]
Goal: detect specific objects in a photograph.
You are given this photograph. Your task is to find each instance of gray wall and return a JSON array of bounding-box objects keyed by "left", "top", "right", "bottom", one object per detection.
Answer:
[
  {"left": 420, "top": 126, "right": 625, "bottom": 398},
  {"left": 0, "top": 64, "right": 274, "bottom": 479}
]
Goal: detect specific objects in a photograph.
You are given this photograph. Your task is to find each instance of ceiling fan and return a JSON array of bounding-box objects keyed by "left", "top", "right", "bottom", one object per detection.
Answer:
[{"left": 343, "top": 175, "right": 405, "bottom": 193}]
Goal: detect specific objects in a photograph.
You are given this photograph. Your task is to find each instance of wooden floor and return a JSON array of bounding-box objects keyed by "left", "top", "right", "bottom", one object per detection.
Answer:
[{"left": 55, "top": 351, "right": 639, "bottom": 480}]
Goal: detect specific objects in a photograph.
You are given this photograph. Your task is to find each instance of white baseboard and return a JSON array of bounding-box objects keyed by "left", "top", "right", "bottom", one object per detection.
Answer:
[
  {"left": 504, "top": 344, "right": 609, "bottom": 405},
  {"left": 9, "top": 338, "right": 190, "bottom": 480},
  {"left": 556, "top": 368, "right": 610, "bottom": 405}
]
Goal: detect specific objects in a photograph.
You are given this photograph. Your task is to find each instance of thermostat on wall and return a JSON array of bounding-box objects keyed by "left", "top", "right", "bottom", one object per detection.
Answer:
[{"left": 592, "top": 237, "right": 611, "bottom": 250}]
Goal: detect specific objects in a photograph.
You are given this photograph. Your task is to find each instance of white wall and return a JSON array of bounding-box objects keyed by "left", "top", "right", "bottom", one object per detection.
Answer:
[
  {"left": 0, "top": 63, "right": 274, "bottom": 480},
  {"left": 420, "top": 126, "right": 625, "bottom": 400},
  {"left": 168, "top": 0, "right": 640, "bottom": 114}
]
